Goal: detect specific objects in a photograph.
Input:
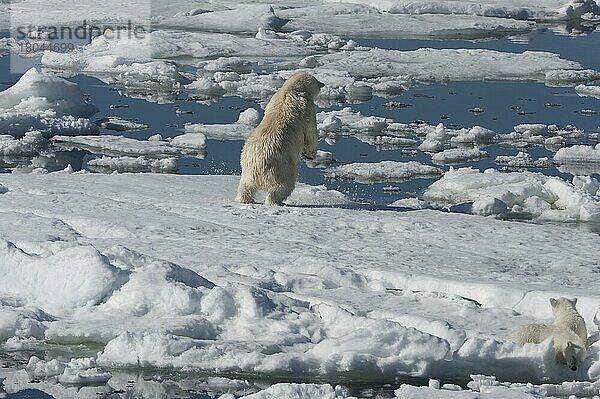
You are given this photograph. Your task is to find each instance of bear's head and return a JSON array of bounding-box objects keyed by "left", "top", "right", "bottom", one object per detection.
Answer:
[
  {"left": 556, "top": 341, "right": 585, "bottom": 371},
  {"left": 282, "top": 72, "right": 324, "bottom": 99},
  {"left": 550, "top": 297, "right": 577, "bottom": 316}
]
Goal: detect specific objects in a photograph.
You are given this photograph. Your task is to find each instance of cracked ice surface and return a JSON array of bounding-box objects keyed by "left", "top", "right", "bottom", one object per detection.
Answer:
[{"left": 0, "top": 173, "right": 600, "bottom": 389}]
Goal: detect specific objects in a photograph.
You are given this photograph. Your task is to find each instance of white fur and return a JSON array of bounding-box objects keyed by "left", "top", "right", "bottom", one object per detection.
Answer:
[
  {"left": 508, "top": 297, "right": 588, "bottom": 371},
  {"left": 550, "top": 297, "right": 587, "bottom": 344},
  {"left": 508, "top": 324, "right": 586, "bottom": 371},
  {"left": 235, "top": 72, "right": 323, "bottom": 205}
]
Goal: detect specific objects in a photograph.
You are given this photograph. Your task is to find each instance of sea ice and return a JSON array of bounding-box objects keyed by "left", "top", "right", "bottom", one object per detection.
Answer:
[
  {"left": 1, "top": 172, "right": 600, "bottom": 388},
  {"left": 52, "top": 134, "right": 206, "bottom": 158},
  {"left": 26, "top": 356, "right": 111, "bottom": 385},
  {"left": 431, "top": 147, "right": 488, "bottom": 164},
  {"left": 495, "top": 152, "right": 553, "bottom": 169},
  {"left": 0, "top": 239, "right": 121, "bottom": 313},
  {"left": 425, "top": 167, "right": 600, "bottom": 222},
  {"left": 232, "top": 383, "right": 344, "bottom": 399},
  {"left": 184, "top": 108, "right": 260, "bottom": 140},
  {"left": 554, "top": 144, "right": 600, "bottom": 164},
  {"left": 575, "top": 83, "right": 600, "bottom": 99},
  {"left": 97, "top": 117, "right": 148, "bottom": 132},
  {"left": 0, "top": 68, "right": 98, "bottom": 138},
  {"left": 86, "top": 156, "right": 178, "bottom": 174},
  {"left": 0, "top": 131, "right": 47, "bottom": 157},
  {"left": 324, "top": 160, "right": 443, "bottom": 183},
  {"left": 324, "top": 0, "right": 600, "bottom": 21}
]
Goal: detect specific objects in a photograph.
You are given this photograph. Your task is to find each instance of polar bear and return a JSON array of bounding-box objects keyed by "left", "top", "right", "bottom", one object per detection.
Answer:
[
  {"left": 508, "top": 297, "right": 588, "bottom": 371},
  {"left": 508, "top": 324, "right": 586, "bottom": 371},
  {"left": 550, "top": 297, "right": 587, "bottom": 344},
  {"left": 235, "top": 72, "right": 324, "bottom": 205}
]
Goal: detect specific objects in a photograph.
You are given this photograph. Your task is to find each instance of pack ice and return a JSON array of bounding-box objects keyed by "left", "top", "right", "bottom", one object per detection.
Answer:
[{"left": 0, "top": 172, "right": 600, "bottom": 398}]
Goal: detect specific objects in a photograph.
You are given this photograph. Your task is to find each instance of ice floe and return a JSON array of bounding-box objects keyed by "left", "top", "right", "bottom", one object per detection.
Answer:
[
  {"left": 495, "top": 152, "right": 553, "bottom": 169},
  {"left": 554, "top": 144, "right": 600, "bottom": 164},
  {"left": 324, "top": 161, "right": 443, "bottom": 183},
  {"left": 425, "top": 167, "right": 600, "bottom": 221},
  {"left": 51, "top": 134, "right": 206, "bottom": 158},
  {"left": 97, "top": 117, "right": 148, "bottom": 132},
  {"left": 0, "top": 68, "right": 98, "bottom": 138},
  {"left": 431, "top": 147, "right": 488, "bottom": 164},
  {"left": 0, "top": 131, "right": 47, "bottom": 157},
  {"left": 86, "top": 156, "right": 178, "bottom": 174},
  {"left": 184, "top": 108, "right": 260, "bottom": 140},
  {"left": 280, "top": 4, "right": 535, "bottom": 39},
  {"left": 575, "top": 83, "right": 600, "bottom": 98},
  {"left": 325, "top": 0, "right": 600, "bottom": 21},
  {"left": 25, "top": 356, "right": 111, "bottom": 386}
]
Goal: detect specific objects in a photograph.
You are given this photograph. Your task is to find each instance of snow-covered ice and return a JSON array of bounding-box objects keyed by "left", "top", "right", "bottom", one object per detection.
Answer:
[
  {"left": 554, "top": 144, "right": 600, "bottom": 164},
  {"left": 184, "top": 108, "right": 260, "bottom": 140},
  {"left": 575, "top": 83, "right": 600, "bottom": 98},
  {"left": 431, "top": 147, "right": 488, "bottom": 164},
  {"left": 51, "top": 134, "right": 206, "bottom": 158},
  {"left": 324, "top": 0, "right": 600, "bottom": 21},
  {"left": 26, "top": 356, "right": 111, "bottom": 385},
  {"left": 496, "top": 152, "right": 553, "bottom": 169},
  {"left": 325, "top": 161, "right": 443, "bottom": 183},
  {"left": 0, "top": 68, "right": 98, "bottom": 138},
  {"left": 0, "top": 173, "right": 599, "bottom": 391},
  {"left": 425, "top": 167, "right": 600, "bottom": 221},
  {"left": 86, "top": 156, "right": 178, "bottom": 174}
]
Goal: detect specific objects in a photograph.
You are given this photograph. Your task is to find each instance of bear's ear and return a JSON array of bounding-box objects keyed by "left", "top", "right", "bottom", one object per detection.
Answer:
[
  {"left": 571, "top": 298, "right": 577, "bottom": 305},
  {"left": 550, "top": 298, "right": 558, "bottom": 307}
]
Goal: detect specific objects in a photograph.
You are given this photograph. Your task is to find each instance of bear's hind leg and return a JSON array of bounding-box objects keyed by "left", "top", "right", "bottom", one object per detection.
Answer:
[
  {"left": 265, "top": 184, "right": 294, "bottom": 206},
  {"left": 235, "top": 180, "right": 257, "bottom": 204}
]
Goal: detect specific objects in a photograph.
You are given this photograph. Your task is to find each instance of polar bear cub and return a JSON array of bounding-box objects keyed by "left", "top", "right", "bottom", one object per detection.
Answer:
[
  {"left": 508, "top": 297, "right": 588, "bottom": 371},
  {"left": 550, "top": 297, "right": 587, "bottom": 344},
  {"left": 235, "top": 72, "right": 324, "bottom": 205}
]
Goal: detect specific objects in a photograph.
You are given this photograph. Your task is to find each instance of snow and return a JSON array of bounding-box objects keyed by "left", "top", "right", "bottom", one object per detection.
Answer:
[
  {"left": 316, "top": 48, "right": 586, "bottom": 85},
  {"left": 0, "top": 68, "right": 96, "bottom": 118},
  {"left": 281, "top": 6, "right": 535, "bottom": 39},
  {"left": 0, "top": 239, "right": 121, "bottom": 313},
  {"left": 324, "top": 161, "right": 443, "bottom": 183},
  {"left": 424, "top": 167, "right": 600, "bottom": 222}
]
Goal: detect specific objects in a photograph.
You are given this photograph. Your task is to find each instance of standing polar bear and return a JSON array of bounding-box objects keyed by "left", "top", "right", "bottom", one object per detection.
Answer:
[
  {"left": 235, "top": 72, "right": 324, "bottom": 205},
  {"left": 508, "top": 297, "right": 588, "bottom": 371}
]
